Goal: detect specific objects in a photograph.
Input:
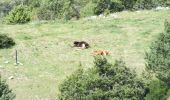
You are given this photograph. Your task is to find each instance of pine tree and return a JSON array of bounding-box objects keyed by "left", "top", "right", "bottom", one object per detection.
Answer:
[
  {"left": 0, "top": 76, "right": 15, "bottom": 100},
  {"left": 59, "top": 57, "right": 147, "bottom": 99}
]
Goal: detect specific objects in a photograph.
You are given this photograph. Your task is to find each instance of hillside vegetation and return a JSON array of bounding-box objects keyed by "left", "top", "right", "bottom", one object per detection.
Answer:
[{"left": 0, "top": 9, "right": 169, "bottom": 99}]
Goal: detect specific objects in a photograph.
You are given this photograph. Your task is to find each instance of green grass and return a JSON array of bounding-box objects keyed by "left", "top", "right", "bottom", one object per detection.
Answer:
[{"left": 0, "top": 9, "right": 170, "bottom": 100}]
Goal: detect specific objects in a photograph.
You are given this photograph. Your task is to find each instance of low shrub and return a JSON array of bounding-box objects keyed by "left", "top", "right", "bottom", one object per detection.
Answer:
[
  {"left": 0, "top": 34, "right": 15, "bottom": 49},
  {"left": 36, "top": 6, "right": 55, "bottom": 20},
  {"left": 5, "top": 5, "right": 31, "bottom": 24},
  {"left": 134, "top": 0, "right": 170, "bottom": 10},
  {"left": 145, "top": 80, "right": 169, "bottom": 100},
  {"left": 0, "top": 76, "right": 15, "bottom": 100},
  {"left": 59, "top": 57, "right": 147, "bottom": 99},
  {"left": 80, "top": 1, "right": 96, "bottom": 17},
  {"left": 145, "top": 20, "right": 170, "bottom": 86}
]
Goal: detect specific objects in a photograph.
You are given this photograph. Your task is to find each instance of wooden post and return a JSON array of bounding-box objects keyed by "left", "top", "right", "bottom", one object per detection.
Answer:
[{"left": 15, "top": 49, "right": 18, "bottom": 65}]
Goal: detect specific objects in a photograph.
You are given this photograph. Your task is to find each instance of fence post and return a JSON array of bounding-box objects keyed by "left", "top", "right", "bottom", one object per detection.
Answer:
[{"left": 15, "top": 49, "right": 18, "bottom": 65}]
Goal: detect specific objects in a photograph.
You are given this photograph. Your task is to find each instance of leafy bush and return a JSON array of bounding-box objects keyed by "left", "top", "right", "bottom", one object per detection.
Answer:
[
  {"left": 0, "top": 76, "right": 15, "bottom": 100},
  {"left": 59, "top": 57, "right": 147, "bottom": 99},
  {"left": 0, "top": 34, "right": 15, "bottom": 49},
  {"left": 61, "top": 0, "right": 81, "bottom": 20},
  {"left": 145, "top": 80, "right": 168, "bottom": 100},
  {"left": 5, "top": 5, "right": 31, "bottom": 24},
  {"left": 145, "top": 19, "right": 170, "bottom": 86},
  {"left": 120, "top": 0, "right": 137, "bottom": 10},
  {"left": 19, "top": 0, "right": 41, "bottom": 8},
  {"left": 134, "top": 0, "right": 154, "bottom": 9},
  {"left": 80, "top": 1, "right": 96, "bottom": 17},
  {"left": 36, "top": 6, "right": 55, "bottom": 20},
  {"left": 134, "top": 0, "right": 170, "bottom": 10},
  {"left": 94, "top": 0, "right": 124, "bottom": 15}
]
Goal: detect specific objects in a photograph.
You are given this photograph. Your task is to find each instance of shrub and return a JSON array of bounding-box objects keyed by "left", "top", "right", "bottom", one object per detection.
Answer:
[
  {"left": 0, "top": 76, "right": 15, "bottom": 100},
  {"left": 145, "top": 19, "right": 170, "bottom": 86},
  {"left": 20, "top": 0, "right": 41, "bottom": 8},
  {"left": 94, "top": 0, "right": 124, "bottom": 15},
  {"left": 134, "top": 0, "right": 154, "bottom": 9},
  {"left": 0, "top": 34, "right": 15, "bottom": 49},
  {"left": 80, "top": 1, "right": 96, "bottom": 17},
  {"left": 61, "top": 0, "right": 81, "bottom": 20},
  {"left": 145, "top": 80, "right": 168, "bottom": 100},
  {"left": 36, "top": 6, "right": 55, "bottom": 20},
  {"left": 134, "top": 0, "right": 170, "bottom": 10},
  {"left": 5, "top": 5, "right": 31, "bottom": 24},
  {"left": 59, "top": 57, "right": 147, "bottom": 99},
  {"left": 120, "top": 0, "right": 137, "bottom": 10}
]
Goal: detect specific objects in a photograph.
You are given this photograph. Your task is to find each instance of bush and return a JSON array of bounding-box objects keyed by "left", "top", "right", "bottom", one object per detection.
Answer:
[
  {"left": 61, "top": 0, "right": 81, "bottom": 20},
  {"left": 5, "top": 5, "right": 31, "bottom": 24},
  {"left": 0, "top": 34, "right": 15, "bottom": 49},
  {"left": 80, "top": 1, "right": 96, "bottom": 17},
  {"left": 0, "top": 76, "right": 15, "bottom": 100},
  {"left": 36, "top": 6, "right": 55, "bottom": 20},
  {"left": 145, "top": 19, "right": 170, "bottom": 86},
  {"left": 134, "top": 0, "right": 170, "bottom": 10},
  {"left": 59, "top": 57, "right": 147, "bottom": 99},
  {"left": 134, "top": 0, "right": 154, "bottom": 9},
  {"left": 94, "top": 0, "right": 124, "bottom": 15},
  {"left": 120, "top": 0, "right": 137, "bottom": 10},
  {"left": 145, "top": 80, "right": 168, "bottom": 100}
]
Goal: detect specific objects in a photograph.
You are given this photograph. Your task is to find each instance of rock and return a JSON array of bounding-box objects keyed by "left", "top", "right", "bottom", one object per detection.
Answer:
[
  {"left": 19, "top": 62, "right": 23, "bottom": 66},
  {"left": 14, "top": 62, "right": 23, "bottom": 66},
  {"left": 99, "top": 14, "right": 105, "bottom": 18},
  {"left": 155, "top": 6, "right": 169, "bottom": 10},
  {"left": 109, "top": 14, "right": 118, "bottom": 18},
  {"left": 136, "top": 11, "right": 141, "bottom": 13},
  {"left": 8, "top": 76, "right": 14, "bottom": 80},
  {"left": 85, "top": 15, "right": 98, "bottom": 20},
  {"left": 4, "top": 61, "right": 9, "bottom": 64}
]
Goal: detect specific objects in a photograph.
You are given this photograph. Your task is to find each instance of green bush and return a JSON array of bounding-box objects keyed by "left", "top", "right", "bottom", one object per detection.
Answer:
[
  {"left": 120, "top": 0, "right": 137, "bottom": 10},
  {"left": 5, "top": 5, "right": 31, "bottom": 24},
  {"left": 145, "top": 20, "right": 170, "bottom": 86},
  {"left": 145, "top": 80, "right": 168, "bottom": 100},
  {"left": 20, "top": 0, "right": 41, "bottom": 8},
  {"left": 61, "top": 0, "right": 81, "bottom": 20},
  {"left": 0, "top": 76, "right": 15, "bottom": 100},
  {"left": 80, "top": 1, "right": 96, "bottom": 17},
  {"left": 36, "top": 6, "right": 55, "bottom": 20},
  {"left": 134, "top": 0, "right": 170, "bottom": 10},
  {"left": 59, "top": 57, "right": 147, "bottom": 99},
  {"left": 94, "top": 0, "right": 124, "bottom": 15},
  {"left": 134, "top": 0, "right": 154, "bottom": 9},
  {"left": 0, "top": 34, "right": 15, "bottom": 49}
]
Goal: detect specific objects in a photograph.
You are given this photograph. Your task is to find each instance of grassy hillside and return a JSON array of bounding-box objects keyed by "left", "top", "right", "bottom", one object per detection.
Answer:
[{"left": 0, "top": 10, "right": 169, "bottom": 100}]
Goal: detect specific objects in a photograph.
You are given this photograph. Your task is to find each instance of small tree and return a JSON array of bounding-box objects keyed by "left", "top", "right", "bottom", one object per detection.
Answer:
[
  {"left": 0, "top": 76, "right": 15, "bottom": 100},
  {"left": 145, "top": 19, "right": 170, "bottom": 86},
  {"left": 59, "top": 57, "right": 147, "bottom": 99},
  {"left": 5, "top": 5, "right": 31, "bottom": 24}
]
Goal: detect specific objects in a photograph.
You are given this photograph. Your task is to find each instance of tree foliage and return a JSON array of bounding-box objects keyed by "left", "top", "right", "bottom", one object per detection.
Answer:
[
  {"left": 145, "top": 19, "right": 170, "bottom": 86},
  {"left": 59, "top": 57, "right": 147, "bottom": 99},
  {"left": 145, "top": 80, "right": 168, "bottom": 100},
  {"left": 0, "top": 0, "right": 169, "bottom": 21},
  {"left": 0, "top": 76, "right": 15, "bottom": 100}
]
